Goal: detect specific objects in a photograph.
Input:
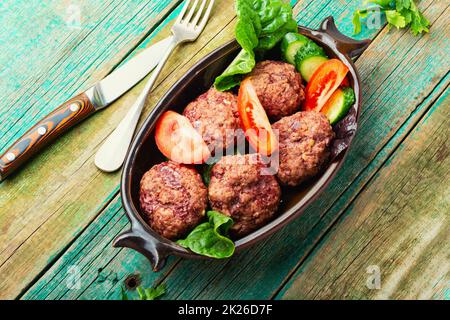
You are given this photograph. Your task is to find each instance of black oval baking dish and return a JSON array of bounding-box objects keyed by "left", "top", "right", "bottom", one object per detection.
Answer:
[{"left": 114, "top": 16, "right": 371, "bottom": 271}]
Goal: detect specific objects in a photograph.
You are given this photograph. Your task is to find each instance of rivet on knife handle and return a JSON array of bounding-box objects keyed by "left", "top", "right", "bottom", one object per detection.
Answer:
[{"left": 0, "top": 93, "right": 95, "bottom": 181}]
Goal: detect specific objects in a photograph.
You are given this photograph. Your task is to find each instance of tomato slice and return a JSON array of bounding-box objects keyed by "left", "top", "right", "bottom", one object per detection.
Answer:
[
  {"left": 303, "top": 59, "right": 349, "bottom": 112},
  {"left": 341, "top": 76, "right": 350, "bottom": 87},
  {"left": 155, "top": 111, "right": 210, "bottom": 164},
  {"left": 238, "top": 78, "right": 278, "bottom": 156}
]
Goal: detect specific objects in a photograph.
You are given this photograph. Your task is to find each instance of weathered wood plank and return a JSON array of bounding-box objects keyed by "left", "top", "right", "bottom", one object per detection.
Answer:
[
  {"left": 20, "top": 0, "right": 243, "bottom": 300},
  {"left": 23, "top": 0, "right": 449, "bottom": 300},
  {"left": 0, "top": 0, "right": 182, "bottom": 299},
  {"left": 279, "top": 87, "right": 449, "bottom": 300}
]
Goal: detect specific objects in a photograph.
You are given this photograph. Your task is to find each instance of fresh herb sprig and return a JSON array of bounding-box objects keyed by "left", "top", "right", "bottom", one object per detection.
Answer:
[
  {"left": 121, "top": 284, "right": 166, "bottom": 300},
  {"left": 214, "top": 0, "right": 297, "bottom": 91},
  {"left": 353, "top": 0, "right": 430, "bottom": 35}
]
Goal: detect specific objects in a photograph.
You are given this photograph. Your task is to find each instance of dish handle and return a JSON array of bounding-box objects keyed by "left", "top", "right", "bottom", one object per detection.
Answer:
[
  {"left": 319, "top": 16, "right": 371, "bottom": 59},
  {"left": 113, "top": 226, "right": 168, "bottom": 272}
]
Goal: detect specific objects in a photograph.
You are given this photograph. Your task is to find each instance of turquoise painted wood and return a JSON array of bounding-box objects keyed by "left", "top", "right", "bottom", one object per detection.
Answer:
[
  {"left": 278, "top": 87, "right": 450, "bottom": 299},
  {"left": 1, "top": 0, "right": 447, "bottom": 300}
]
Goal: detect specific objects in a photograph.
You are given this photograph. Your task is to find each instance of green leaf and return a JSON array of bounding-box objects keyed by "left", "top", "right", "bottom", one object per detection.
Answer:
[
  {"left": 367, "top": 0, "right": 393, "bottom": 8},
  {"left": 136, "top": 284, "right": 166, "bottom": 300},
  {"left": 294, "top": 37, "right": 326, "bottom": 62},
  {"left": 177, "top": 211, "right": 235, "bottom": 259},
  {"left": 136, "top": 287, "right": 146, "bottom": 300},
  {"left": 122, "top": 284, "right": 166, "bottom": 300},
  {"left": 214, "top": 0, "right": 297, "bottom": 91},
  {"left": 409, "top": 1, "right": 430, "bottom": 35},
  {"left": 202, "top": 163, "right": 214, "bottom": 186},
  {"left": 400, "top": 9, "right": 412, "bottom": 24},
  {"left": 385, "top": 10, "right": 407, "bottom": 29},
  {"left": 214, "top": 49, "right": 255, "bottom": 91},
  {"left": 353, "top": 0, "right": 429, "bottom": 36}
]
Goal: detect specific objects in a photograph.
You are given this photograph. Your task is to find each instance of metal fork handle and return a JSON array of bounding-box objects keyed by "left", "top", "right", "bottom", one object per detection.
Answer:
[{"left": 94, "top": 36, "right": 179, "bottom": 172}]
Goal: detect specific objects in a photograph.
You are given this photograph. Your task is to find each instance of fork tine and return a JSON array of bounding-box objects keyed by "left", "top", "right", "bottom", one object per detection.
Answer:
[
  {"left": 191, "top": 0, "right": 207, "bottom": 26},
  {"left": 176, "top": 0, "right": 192, "bottom": 24},
  {"left": 197, "top": 0, "right": 214, "bottom": 30},
  {"left": 185, "top": 0, "right": 199, "bottom": 23}
]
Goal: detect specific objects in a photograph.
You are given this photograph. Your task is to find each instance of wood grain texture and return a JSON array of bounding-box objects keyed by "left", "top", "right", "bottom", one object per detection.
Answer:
[
  {"left": 279, "top": 88, "right": 449, "bottom": 300},
  {"left": 0, "top": 0, "right": 181, "bottom": 153},
  {"left": 0, "top": 0, "right": 181, "bottom": 299},
  {"left": 22, "top": 0, "right": 449, "bottom": 300},
  {"left": 0, "top": 93, "right": 95, "bottom": 180}
]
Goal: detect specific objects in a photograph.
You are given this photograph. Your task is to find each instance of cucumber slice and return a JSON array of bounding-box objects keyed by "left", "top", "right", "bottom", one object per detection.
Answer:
[
  {"left": 321, "top": 87, "right": 355, "bottom": 125},
  {"left": 281, "top": 33, "right": 310, "bottom": 65},
  {"left": 294, "top": 40, "right": 327, "bottom": 66},
  {"left": 299, "top": 56, "right": 329, "bottom": 82}
]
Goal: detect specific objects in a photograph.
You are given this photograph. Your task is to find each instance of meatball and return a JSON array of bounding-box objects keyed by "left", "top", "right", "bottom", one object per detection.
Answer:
[
  {"left": 208, "top": 154, "right": 281, "bottom": 237},
  {"left": 183, "top": 88, "right": 240, "bottom": 153},
  {"left": 139, "top": 161, "right": 207, "bottom": 240},
  {"left": 272, "top": 111, "right": 335, "bottom": 186},
  {"left": 246, "top": 60, "right": 305, "bottom": 121}
]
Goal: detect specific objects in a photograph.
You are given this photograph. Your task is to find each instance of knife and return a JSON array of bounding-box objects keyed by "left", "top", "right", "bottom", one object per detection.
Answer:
[{"left": 0, "top": 36, "right": 172, "bottom": 181}]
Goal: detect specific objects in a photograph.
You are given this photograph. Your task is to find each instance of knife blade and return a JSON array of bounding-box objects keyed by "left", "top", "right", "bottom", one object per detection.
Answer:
[
  {"left": 0, "top": 36, "right": 171, "bottom": 181},
  {"left": 88, "top": 36, "right": 172, "bottom": 109}
]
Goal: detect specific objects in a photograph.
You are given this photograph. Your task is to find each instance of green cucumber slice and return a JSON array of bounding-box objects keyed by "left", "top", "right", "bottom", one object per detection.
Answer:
[
  {"left": 294, "top": 40, "right": 327, "bottom": 67},
  {"left": 281, "top": 33, "right": 310, "bottom": 65},
  {"left": 321, "top": 87, "right": 355, "bottom": 125},
  {"left": 299, "top": 56, "right": 329, "bottom": 82}
]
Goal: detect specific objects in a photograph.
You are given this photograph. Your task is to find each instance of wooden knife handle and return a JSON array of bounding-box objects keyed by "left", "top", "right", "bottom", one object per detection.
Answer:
[{"left": 0, "top": 93, "right": 96, "bottom": 180}]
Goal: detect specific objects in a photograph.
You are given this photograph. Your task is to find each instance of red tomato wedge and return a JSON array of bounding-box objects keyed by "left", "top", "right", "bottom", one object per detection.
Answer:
[
  {"left": 238, "top": 78, "right": 278, "bottom": 156},
  {"left": 304, "top": 59, "right": 349, "bottom": 112},
  {"left": 155, "top": 111, "right": 210, "bottom": 164}
]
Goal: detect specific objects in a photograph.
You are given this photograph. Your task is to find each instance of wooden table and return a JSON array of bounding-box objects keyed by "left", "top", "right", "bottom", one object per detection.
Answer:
[{"left": 0, "top": 0, "right": 448, "bottom": 300}]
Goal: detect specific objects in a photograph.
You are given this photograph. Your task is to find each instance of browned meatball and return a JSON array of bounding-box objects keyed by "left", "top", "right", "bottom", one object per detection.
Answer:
[
  {"left": 183, "top": 88, "right": 240, "bottom": 153},
  {"left": 139, "top": 161, "right": 207, "bottom": 240},
  {"left": 246, "top": 60, "right": 305, "bottom": 121},
  {"left": 272, "top": 111, "right": 335, "bottom": 186},
  {"left": 208, "top": 154, "right": 281, "bottom": 237}
]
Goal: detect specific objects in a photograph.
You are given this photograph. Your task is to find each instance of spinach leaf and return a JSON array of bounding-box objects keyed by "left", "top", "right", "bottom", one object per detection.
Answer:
[
  {"left": 214, "top": 0, "right": 297, "bottom": 91},
  {"left": 121, "top": 284, "right": 166, "bottom": 300},
  {"left": 177, "top": 211, "right": 235, "bottom": 258}
]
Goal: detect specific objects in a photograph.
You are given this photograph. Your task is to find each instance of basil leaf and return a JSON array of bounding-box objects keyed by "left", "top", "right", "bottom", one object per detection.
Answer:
[{"left": 177, "top": 211, "right": 235, "bottom": 259}]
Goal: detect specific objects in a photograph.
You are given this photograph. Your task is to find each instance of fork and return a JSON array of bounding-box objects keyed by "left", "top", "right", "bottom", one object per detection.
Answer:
[{"left": 95, "top": 0, "right": 215, "bottom": 172}]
